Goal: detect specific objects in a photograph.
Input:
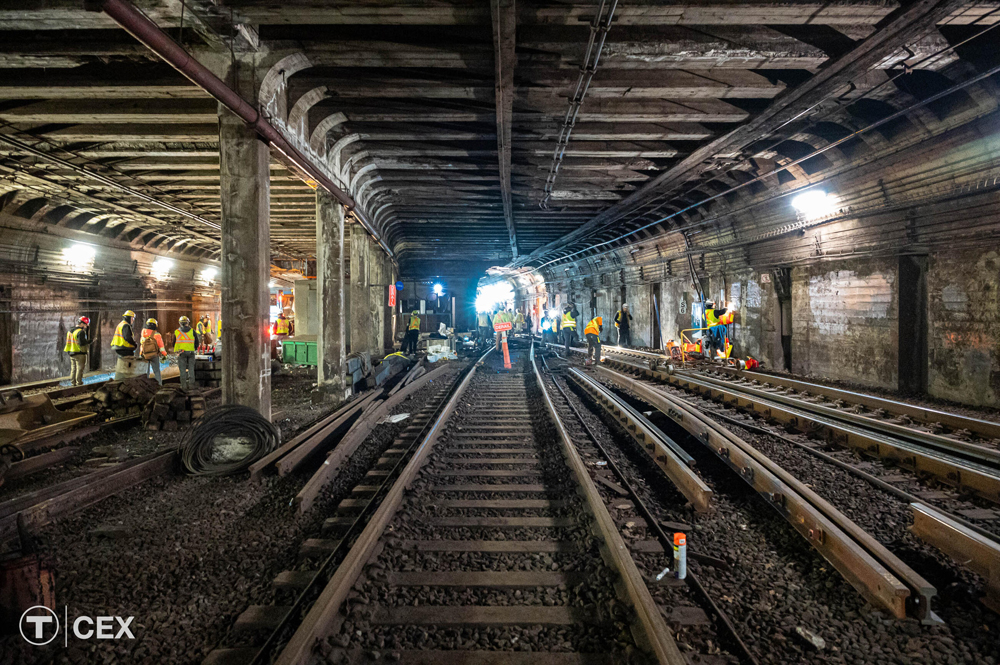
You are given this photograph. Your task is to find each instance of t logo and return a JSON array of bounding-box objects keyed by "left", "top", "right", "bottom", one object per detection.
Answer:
[{"left": 20, "top": 606, "right": 60, "bottom": 646}]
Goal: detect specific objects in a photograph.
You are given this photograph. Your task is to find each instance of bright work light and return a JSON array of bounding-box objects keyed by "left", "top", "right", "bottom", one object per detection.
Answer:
[
  {"left": 791, "top": 189, "right": 837, "bottom": 221},
  {"left": 151, "top": 258, "right": 173, "bottom": 279},
  {"left": 63, "top": 243, "right": 96, "bottom": 271},
  {"left": 433, "top": 283, "right": 444, "bottom": 296}
]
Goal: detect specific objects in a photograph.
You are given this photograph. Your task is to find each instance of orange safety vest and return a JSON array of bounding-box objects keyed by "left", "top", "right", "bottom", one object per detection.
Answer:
[
  {"left": 584, "top": 316, "right": 602, "bottom": 336},
  {"left": 111, "top": 320, "right": 134, "bottom": 349},
  {"left": 173, "top": 328, "right": 195, "bottom": 352},
  {"left": 141, "top": 329, "right": 166, "bottom": 356}
]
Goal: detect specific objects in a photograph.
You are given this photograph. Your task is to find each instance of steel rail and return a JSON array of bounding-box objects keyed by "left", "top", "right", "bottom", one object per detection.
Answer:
[
  {"left": 561, "top": 342, "right": 1000, "bottom": 444},
  {"left": 707, "top": 365, "right": 1000, "bottom": 441},
  {"left": 677, "top": 369, "right": 1000, "bottom": 466},
  {"left": 600, "top": 352, "right": 1000, "bottom": 505},
  {"left": 253, "top": 351, "right": 488, "bottom": 665},
  {"left": 563, "top": 367, "right": 713, "bottom": 513},
  {"left": 678, "top": 396, "right": 1000, "bottom": 545},
  {"left": 530, "top": 344, "right": 686, "bottom": 664},
  {"left": 593, "top": 364, "right": 940, "bottom": 623},
  {"left": 538, "top": 356, "right": 759, "bottom": 665}
]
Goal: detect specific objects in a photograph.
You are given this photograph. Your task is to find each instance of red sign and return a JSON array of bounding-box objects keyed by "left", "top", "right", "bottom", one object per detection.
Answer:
[
  {"left": 493, "top": 321, "right": 512, "bottom": 332},
  {"left": 388, "top": 283, "right": 396, "bottom": 307}
]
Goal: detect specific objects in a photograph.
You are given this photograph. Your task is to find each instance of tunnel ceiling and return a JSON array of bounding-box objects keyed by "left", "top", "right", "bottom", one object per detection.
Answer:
[{"left": 0, "top": 1, "right": 997, "bottom": 276}]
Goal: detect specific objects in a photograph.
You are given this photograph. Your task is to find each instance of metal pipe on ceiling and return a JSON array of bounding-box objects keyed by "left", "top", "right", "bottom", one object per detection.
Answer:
[{"left": 94, "top": 0, "right": 394, "bottom": 260}]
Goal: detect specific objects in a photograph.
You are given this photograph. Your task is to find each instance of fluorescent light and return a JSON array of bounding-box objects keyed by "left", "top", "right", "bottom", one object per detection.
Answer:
[
  {"left": 201, "top": 267, "right": 218, "bottom": 282},
  {"left": 151, "top": 258, "right": 173, "bottom": 279},
  {"left": 62, "top": 243, "right": 96, "bottom": 270},
  {"left": 791, "top": 190, "right": 837, "bottom": 221}
]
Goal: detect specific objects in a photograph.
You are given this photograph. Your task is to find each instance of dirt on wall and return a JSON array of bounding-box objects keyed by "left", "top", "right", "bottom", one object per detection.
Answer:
[
  {"left": 791, "top": 257, "right": 899, "bottom": 390},
  {"left": 927, "top": 249, "right": 1000, "bottom": 407}
]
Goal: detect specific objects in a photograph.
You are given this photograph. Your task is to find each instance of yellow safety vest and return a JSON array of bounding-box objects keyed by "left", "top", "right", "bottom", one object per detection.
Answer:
[
  {"left": 584, "top": 317, "right": 602, "bottom": 336},
  {"left": 64, "top": 327, "right": 85, "bottom": 353},
  {"left": 174, "top": 328, "right": 195, "bottom": 352},
  {"left": 514, "top": 312, "right": 525, "bottom": 325},
  {"left": 275, "top": 317, "right": 290, "bottom": 334},
  {"left": 196, "top": 321, "right": 206, "bottom": 335},
  {"left": 561, "top": 312, "right": 576, "bottom": 329},
  {"left": 217, "top": 319, "right": 222, "bottom": 338},
  {"left": 111, "top": 320, "right": 134, "bottom": 349},
  {"left": 408, "top": 315, "right": 420, "bottom": 330}
]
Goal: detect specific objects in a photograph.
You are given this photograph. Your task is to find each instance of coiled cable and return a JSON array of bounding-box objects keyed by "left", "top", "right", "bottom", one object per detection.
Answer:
[{"left": 181, "top": 404, "right": 281, "bottom": 476}]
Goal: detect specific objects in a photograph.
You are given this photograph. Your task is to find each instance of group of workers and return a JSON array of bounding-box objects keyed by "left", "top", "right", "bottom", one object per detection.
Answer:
[{"left": 63, "top": 310, "right": 221, "bottom": 390}]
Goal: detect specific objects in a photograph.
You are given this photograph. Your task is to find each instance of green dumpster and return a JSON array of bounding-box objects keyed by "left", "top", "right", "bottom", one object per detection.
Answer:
[{"left": 281, "top": 337, "right": 318, "bottom": 366}]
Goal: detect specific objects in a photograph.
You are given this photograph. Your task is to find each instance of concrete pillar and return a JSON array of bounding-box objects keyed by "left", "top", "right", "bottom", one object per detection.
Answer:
[
  {"left": 369, "top": 235, "right": 386, "bottom": 355},
  {"left": 292, "top": 279, "right": 317, "bottom": 336},
  {"left": 219, "top": 105, "right": 271, "bottom": 419},
  {"left": 350, "top": 223, "right": 374, "bottom": 355},
  {"left": 316, "top": 191, "right": 347, "bottom": 400},
  {"left": 383, "top": 254, "right": 396, "bottom": 352}
]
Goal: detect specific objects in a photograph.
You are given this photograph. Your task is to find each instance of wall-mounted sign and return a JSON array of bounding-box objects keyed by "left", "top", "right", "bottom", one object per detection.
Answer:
[
  {"left": 395, "top": 281, "right": 404, "bottom": 291},
  {"left": 388, "top": 283, "right": 396, "bottom": 307}
]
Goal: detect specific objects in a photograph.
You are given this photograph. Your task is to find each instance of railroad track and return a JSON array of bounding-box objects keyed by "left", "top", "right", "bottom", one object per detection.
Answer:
[
  {"left": 567, "top": 357, "right": 999, "bottom": 621},
  {"left": 548, "top": 342, "right": 1000, "bottom": 505},
  {"left": 208, "top": 346, "right": 685, "bottom": 665}
]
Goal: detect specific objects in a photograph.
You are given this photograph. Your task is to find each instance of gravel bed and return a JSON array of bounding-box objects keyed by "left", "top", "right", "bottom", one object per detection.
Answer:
[
  {"left": 0, "top": 365, "right": 457, "bottom": 665},
  {"left": 335, "top": 350, "right": 642, "bottom": 660},
  {"left": 562, "top": 358, "right": 1000, "bottom": 665}
]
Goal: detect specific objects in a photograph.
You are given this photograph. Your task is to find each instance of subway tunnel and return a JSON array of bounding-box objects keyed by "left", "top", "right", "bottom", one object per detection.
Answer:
[{"left": 0, "top": 2, "right": 999, "bottom": 664}]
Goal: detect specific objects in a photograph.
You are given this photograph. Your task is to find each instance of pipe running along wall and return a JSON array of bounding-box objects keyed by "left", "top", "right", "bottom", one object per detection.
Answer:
[{"left": 95, "top": 0, "right": 394, "bottom": 260}]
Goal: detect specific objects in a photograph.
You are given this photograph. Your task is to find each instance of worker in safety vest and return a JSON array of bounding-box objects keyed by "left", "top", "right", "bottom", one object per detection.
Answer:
[
  {"left": 584, "top": 315, "right": 603, "bottom": 365},
  {"left": 614, "top": 303, "right": 633, "bottom": 348},
  {"left": 403, "top": 310, "right": 421, "bottom": 355},
  {"left": 174, "top": 316, "right": 196, "bottom": 390},
  {"left": 561, "top": 305, "right": 577, "bottom": 354},
  {"left": 63, "top": 316, "right": 91, "bottom": 386},
  {"left": 196, "top": 315, "right": 212, "bottom": 352},
  {"left": 111, "top": 310, "right": 137, "bottom": 357},
  {"left": 513, "top": 310, "right": 525, "bottom": 332},
  {"left": 476, "top": 309, "right": 491, "bottom": 346},
  {"left": 274, "top": 311, "right": 290, "bottom": 338},
  {"left": 492, "top": 308, "right": 512, "bottom": 350},
  {"left": 703, "top": 301, "right": 733, "bottom": 360},
  {"left": 140, "top": 319, "right": 168, "bottom": 385}
]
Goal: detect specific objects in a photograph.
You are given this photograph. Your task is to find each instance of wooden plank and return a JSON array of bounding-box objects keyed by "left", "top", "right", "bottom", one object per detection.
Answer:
[
  {"left": 384, "top": 571, "right": 584, "bottom": 587},
  {"left": 4, "top": 446, "right": 78, "bottom": 480},
  {"left": 344, "top": 651, "right": 613, "bottom": 665},
  {"left": 425, "top": 516, "right": 574, "bottom": 528},
  {"left": 433, "top": 499, "right": 565, "bottom": 509},
  {"left": 373, "top": 605, "right": 599, "bottom": 626},
  {"left": 402, "top": 540, "right": 580, "bottom": 553},
  {"left": 429, "top": 484, "right": 548, "bottom": 492}
]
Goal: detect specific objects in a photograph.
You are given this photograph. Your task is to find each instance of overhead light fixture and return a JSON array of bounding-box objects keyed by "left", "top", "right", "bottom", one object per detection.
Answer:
[
  {"left": 151, "top": 258, "right": 173, "bottom": 280},
  {"left": 62, "top": 243, "right": 96, "bottom": 271},
  {"left": 791, "top": 189, "right": 838, "bottom": 221},
  {"left": 201, "top": 267, "right": 218, "bottom": 282}
]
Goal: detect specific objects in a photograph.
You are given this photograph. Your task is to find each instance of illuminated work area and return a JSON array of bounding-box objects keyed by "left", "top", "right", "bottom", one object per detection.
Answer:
[{"left": 0, "top": 2, "right": 999, "bottom": 664}]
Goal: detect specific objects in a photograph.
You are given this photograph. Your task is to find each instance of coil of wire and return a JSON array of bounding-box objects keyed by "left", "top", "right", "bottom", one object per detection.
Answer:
[{"left": 181, "top": 404, "right": 281, "bottom": 476}]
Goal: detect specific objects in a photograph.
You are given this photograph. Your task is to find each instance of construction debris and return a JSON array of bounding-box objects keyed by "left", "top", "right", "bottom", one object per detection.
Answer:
[
  {"left": 142, "top": 387, "right": 208, "bottom": 432},
  {"left": 80, "top": 377, "right": 160, "bottom": 421}
]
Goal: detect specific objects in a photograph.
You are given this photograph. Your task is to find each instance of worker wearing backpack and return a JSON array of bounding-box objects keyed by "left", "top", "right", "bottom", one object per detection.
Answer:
[{"left": 140, "top": 318, "right": 168, "bottom": 385}]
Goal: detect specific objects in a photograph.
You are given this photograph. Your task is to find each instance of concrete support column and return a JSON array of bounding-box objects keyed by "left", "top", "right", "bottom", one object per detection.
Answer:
[
  {"left": 368, "top": 235, "right": 386, "bottom": 355},
  {"left": 350, "top": 223, "right": 374, "bottom": 355},
  {"left": 316, "top": 191, "right": 347, "bottom": 400},
  {"left": 219, "top": 105, "right": 271, "bottom": 419},
  {"left": 383, "top": 253, "right": 396, "bottom": 352}
]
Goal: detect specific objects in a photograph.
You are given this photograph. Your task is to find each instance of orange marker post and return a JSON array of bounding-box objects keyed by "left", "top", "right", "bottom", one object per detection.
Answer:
[{"left": 494, "top": 320, "right": 513, "bottom": 370}]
